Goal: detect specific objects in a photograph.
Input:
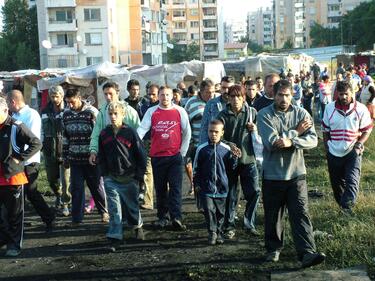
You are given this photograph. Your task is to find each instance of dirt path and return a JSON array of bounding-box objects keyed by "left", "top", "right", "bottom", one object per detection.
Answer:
[{"left": 0, "top": 190, "right": 302, "bottom": 281}]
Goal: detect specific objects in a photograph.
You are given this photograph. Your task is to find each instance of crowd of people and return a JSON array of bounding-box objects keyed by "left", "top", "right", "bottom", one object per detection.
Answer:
[{"left": 0, "top": 63, "right": 373, "bottom": 270}]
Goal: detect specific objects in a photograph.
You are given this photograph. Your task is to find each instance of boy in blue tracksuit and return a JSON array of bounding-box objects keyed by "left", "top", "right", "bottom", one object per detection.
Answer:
[{"left": 193, "top": 119, "right": 238, "bottom": 245}]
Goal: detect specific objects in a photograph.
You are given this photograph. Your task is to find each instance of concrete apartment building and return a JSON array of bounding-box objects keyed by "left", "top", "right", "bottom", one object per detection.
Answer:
[
  {"left": 165, "top": 0, "right": 224, "bottom": 61},
  {"left": 273, "top": 0, "right": 371, "bottom": 49},
  {"left": 247, "top": 7, "right": 274, "bottom": 48},
  {"left": 37, "top": 0, "right": 167, "bottom": 69}
]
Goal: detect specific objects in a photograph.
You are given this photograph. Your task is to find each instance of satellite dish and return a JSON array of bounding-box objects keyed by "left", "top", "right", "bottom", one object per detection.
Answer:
[
  {"left": 76, "top": 35, "right": 82, "bottom": 42},
  {"left": 167, "top": 43, "right": 174, "bottom": 49},
  {"left": 42, "top": 40, "right": 52, "bottom": 49},
  {"left": 81, "top": 49, "right": 88, "bottom": 55}
]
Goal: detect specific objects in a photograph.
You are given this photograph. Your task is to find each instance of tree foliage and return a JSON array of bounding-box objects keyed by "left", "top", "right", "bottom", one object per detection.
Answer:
[
  {"left": 167, "top": 39, "right": 200, "bottom": 63},
  {"left": 0, "top": 0, "right": 39, "bottom": 70},
  {"left": 310, "top": 1, "right": 375, "bottom": 50}
]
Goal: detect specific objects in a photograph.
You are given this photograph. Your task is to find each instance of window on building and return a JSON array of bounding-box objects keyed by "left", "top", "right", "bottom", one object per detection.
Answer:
[
  {"left": 84, "top": 8, "right": 101, "bottom": 21},
  {"left": 173, "top": 33, "right": 186, "bottom": 41},
  {"left": 190, "top": 21, "right": 199, "bottom": 28},
  {"left": 86, "top": 57, "right": 103, "bottom": 66},
  {"left": 58, "top": 58, "right": 68, "bottom": 68},
  {"left": 173, "top": 10, "right": 185, "bottom": 17},
  {"left": 174, "top": 22, "right": 186, "bottom": 29},
  {"left": 203, "top": 32, "right": 217, "bottom": 40},
  {"left": 204, "top": 44, "right": 217, "bottom": 51},
  {"left": 203, "top": 19, "right": 216, "bottom": 28},
  {"left": 203, "top": 8, "right": 216, "bottom": 16},
  {"left": 55, "top": 10, "right": 73, "bottom": 22},
  {"left": 191, "top": 33, "right": 199, "bottom": 40},
  {"left": 173, "top": 0, "right": 184, "bottom": 4},
  {"left": 56, "top": 33, "right": 74, "bottom": 46},
  {"left": 85, "top": 33, "right": 102, "bottom": 45},
  {"left": 190, "top": 0, "right": 198, "bottom": 3}
]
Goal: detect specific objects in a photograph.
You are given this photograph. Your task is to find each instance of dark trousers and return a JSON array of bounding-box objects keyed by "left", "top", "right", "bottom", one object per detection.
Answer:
[
  {"left": 0, "top": 186, "right": 24, "bottom": 250},
  {"left": 327, "top": 150, "right": 362, "bottom": 209},
  {"left": 224, "top": 162, "right": 260, "bottom": 230},
  {"left": 70, "top": 164, "right": 107, "bottom": 223},
  {"left": 303, "top": 97, "right": 313, "bottom": 117},
  {"left": 201, "top": 196, "right": 225, "bottom": 235},
  {"left": 151, "top": 154, "right": 183, "bottom": 221},
  {"left": 262, "top": 176, "right": 316, "bottom": 260},
  {"left": 24, "top": 163, "right": 55, "bottom": 224}
]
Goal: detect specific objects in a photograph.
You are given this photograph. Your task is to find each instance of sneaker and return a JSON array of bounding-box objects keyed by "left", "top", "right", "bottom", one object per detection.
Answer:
[
  {"left": 172, "top": 219, "right": 187, "bottom": 231},
  {"left": 85, "top": 206, "right": 93, "bottom": 214},
  {"left": 224, "top": 230, "right": 235, "bottom": 240},
  {"left": 247, "top": 228, "right": 260, "bottom": 236},
  {"left": 153, "top": 218, "right": 169, "bottom": 229},
  {"left": 301, "top": 252, "right": 326, "bottom": 268},
  {"left": 138, "top": 193, "right": 145, "bottom": 206},
  {"left": 265, "top": 251, "right": 280, "bottom": 262},
  {"left": 5, "top": 249, "right": 21, "bottom": 257},
  {"left": 216, "top": 233, "right": 224, "bottom": 244},
  {"left": 101, "top": 212, "right": 110, "bottom": 223},
  {"left": 208, "top": 232, "right": 217, "bottom": 245},
  {"left": 134, "top": 227, "right": 145, "bottom": 240},
  {"left": 62, "top": 206, "right": 70, "bottom": 217},
  {"left": 140, "top": 205, "right": 153, "bottom": 210}
]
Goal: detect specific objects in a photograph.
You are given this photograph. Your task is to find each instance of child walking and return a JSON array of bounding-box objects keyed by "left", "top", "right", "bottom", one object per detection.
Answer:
[{"left": 193, "top": 119, "right": 238, "bottom": 245}]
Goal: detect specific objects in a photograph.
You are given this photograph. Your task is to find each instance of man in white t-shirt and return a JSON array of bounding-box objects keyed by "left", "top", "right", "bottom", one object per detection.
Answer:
[{"left": 322, "top": 81, "right": 373, "bottom": 214}]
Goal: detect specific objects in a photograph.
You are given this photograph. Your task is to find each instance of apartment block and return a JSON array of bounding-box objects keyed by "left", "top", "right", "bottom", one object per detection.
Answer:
[
  {"left": 165, "top": 0, "right": 224, "bottom": 61},
  {"left": 37, "top": 0, "right": 167, "bottom": 69},
  {"left": 273, "top": 0, "right": 371, "bottom": 49},
  {"left": 247, "top": 7, "right": 274, "bottom": 48}
]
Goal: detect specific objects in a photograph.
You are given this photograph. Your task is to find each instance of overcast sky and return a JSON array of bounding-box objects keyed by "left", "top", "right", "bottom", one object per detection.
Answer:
[{"left": 223, "top": 0, "right": 272, "bottom": 22}]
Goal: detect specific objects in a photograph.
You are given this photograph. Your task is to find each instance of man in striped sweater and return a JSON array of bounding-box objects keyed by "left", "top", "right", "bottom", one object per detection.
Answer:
[
  {"left": 322, "top": 81, "right": 373, "bottom": 214},
  {"left": 184, "top": 79, "right": 215, "bottom": 196},
  {"left": 63, "top": 89, "right": 108, "bottom": 225}
]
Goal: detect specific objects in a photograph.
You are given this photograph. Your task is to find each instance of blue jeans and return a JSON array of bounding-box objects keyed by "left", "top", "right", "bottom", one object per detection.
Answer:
[
  {"left": 224, "top": 162, "right": 260, "bottom": 230},
  {"left": 104, "top": 177, "right": 142, "bottom": 240},
  {"left": 327, "top": 150, "right": 362, "bottom": 209},
  {"left": 70, "top": 164, "right": 107, "bottom": 223},
  {"left": 151, "top": 154, "right": 183, "bottom": 221}
]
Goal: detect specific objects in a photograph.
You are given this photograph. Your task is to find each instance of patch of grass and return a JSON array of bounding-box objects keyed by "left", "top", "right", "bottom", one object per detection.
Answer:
[{"left": 306, "top": 130, "right": 375, "bottom": 278}]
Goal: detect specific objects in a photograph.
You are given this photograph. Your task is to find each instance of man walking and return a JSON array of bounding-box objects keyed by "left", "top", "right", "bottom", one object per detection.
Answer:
[
  {"left": 0, "top": 97, "right": 42, "bottom": 256},
  {"left": 258, "top": 80, "right": 325, "bottom": 268},
  {"left": 7, "top": 90, "right": 56, "bottom": 232},
  {"left": 322, "top": 81, "right": 373, "bottom": 213},
  {"left": 217, "top": 85, "right": 260, "bottom": 239},
  {"left": 253, "top": 73, "right": 280, "bottom": 112},
  {"left": 41, "top": 86, "right": 71, "bottom": 216},
  {"left": 63, "top": 89, "right": 108, "bottom": 225},
  {"left": 137, "top": 86, "right": 191, "bottom": 230}
]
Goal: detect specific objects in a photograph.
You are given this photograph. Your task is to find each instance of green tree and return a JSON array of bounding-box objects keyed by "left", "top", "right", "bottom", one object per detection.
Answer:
[
  {"left": 310, "top": 22, "right": 339, "bottom": 47},
  {"left": 1, "top": 0, "right": 39, "bottom": 70},
  {"left": 282, "top": 38, "right": 293, "bottom": 49},
  {"left": 167, "top": 39, "right": 200, "bottom": 63}
]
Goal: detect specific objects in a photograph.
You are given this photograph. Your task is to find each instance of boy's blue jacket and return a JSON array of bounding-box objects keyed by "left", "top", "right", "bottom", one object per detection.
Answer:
[{"left": 193, "top": 141, "right": 237, "bottom": 198}]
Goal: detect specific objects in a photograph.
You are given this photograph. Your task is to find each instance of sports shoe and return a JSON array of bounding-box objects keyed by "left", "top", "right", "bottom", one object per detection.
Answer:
[
  {"left": 216, "top": 233, "right": 224, "bottom": 244},
  {"left": 301, "top": 252, "right": 326, "bottom": 268},
  {"left": 5, "top": 249, "right": 21, "bottom": 257},
  {"left": 208, "top": 232, "right": 217, "bottom": 245},
  {"left": 62, "top": 205, "right": 70, "bottom": 217},
  {"left": 172, "top": 219, "right": 187, "bottom": 231},
  {"left": 153, "top": 218, "right": 169, "bottom": 229},
  {"left": 101, "top": 212, "right": 110, "bottom": 223},
  {"left": 265, "top": 251, "right": 280, "bottom": 262},
  {"left": 224, "top": 230, "right": 235, "bottom": 240},
  {"left": 134, "top": 227, "right": 145, "bottom": 240}
]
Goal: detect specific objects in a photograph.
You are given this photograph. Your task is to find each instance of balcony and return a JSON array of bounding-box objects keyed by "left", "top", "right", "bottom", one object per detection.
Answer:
[
  {"left": 142, "top": 42, "right": 152, "bottom": 53},
  {"left": 172, "top": 2, "right": 185, "bottom": 9},
  {"left": 203, "top": 26, "right": 217, "bottom": 32},
  {"left": 327, "top": 0, "right": 341, "bottom": 4},
  {"left": 202, "top": 0, "right": 216, "bottom": 8},
  {"left": 203, "top": 38, "right": 218, "bottom": 44},
  {"left": 48, "top": 19, "right": 77, "bottom": 32},
  {"left": 46, "top": 0, "right": 76, "bottom": 8},
  {"left": 47, "top": 55, "right": 79, "bottom": 68},
  {"left": 203, "top": 14, "right": 216, "bottom": 20},
  {"left": 204, "top": 50, "right": 218, "bottom": 56},
  {"left": 48, "top": 45, "right": 77, "bottom": 56},
  {"left": 328, "top": 10, "right": 341, "bottom": 17},
  {"left": 173, "top": 27, "right": 187, "bottom": 33}
]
